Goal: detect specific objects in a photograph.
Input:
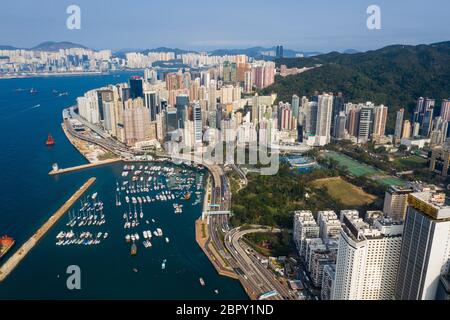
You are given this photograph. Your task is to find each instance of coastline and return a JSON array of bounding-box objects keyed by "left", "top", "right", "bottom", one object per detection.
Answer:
[
  {"left": 0, "top": 71, "right": 108, "bottom": 80},
  {"left": 61, "top": 110, "right": 253, "bottom": 299},
  {"left": 0, "top": 69, "right": 149, "bottom": 80}
]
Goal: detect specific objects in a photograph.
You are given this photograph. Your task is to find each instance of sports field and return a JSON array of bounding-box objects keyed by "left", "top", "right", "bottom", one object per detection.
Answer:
[
  {"left": 324, "top": 151, "right": 406, "bottom": 187},
  {"left": 312, "top": 177, "right": 377, "bottom": 206},
  {"left": 325, "top": 151, "right": 378, "bottom": 176}
]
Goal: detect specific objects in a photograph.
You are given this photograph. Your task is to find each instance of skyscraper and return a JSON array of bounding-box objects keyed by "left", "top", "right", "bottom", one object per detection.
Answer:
[
  {"left": 129, "top": 76, "right": 144, "bottom": 99},
  {"left": 276, "top": 45, "right": 284, "bottom": 59},
  {"left": 332, "top": 213, "right": 403, "bottom": 300},
  {"left": 176, "top": 94, "right": 189, "bottom": 129},
  {"left": 165, "top": 107, "right": 178, "bottom": 134},
  {"left": 421, "top": 107, "right": 435, "bottom": 137},
  {"left": 244, "top": 71, "right": 253, "bottom": 93},
  {"left": 394, "top": 109, "right": 405, "bottom": 142},
  {"left": 440, "top": 99, "right": 450, "bottom": 121},
  {"left": 193, "top": 103, "right": 203, "bottom": 145},
  {"left": 292, "top": 95, "right": 300, "bottom": 121},
  {"left": 144, "top": 90, "right": 158, "bottom": 121},
  {"left": 383, "top": 185, "right": 414, "bottom": 221},
  {"left": 346, "top": 105, "right": 360, "bottom": 138},
  {"left": 402, "top": 120, "right": 412, "bottom": 139},
  {"left": 315, "top": 94, "right": 334, "bottom": 146},
  {"left": 331, "top": 93, "right": 345, "bottom": 133},
  {"left": 357, "top": 104, "right": 374, "bottom": 144},
  {"left": 395, "top": 191, "right": 450, "bottom": 300},
  {"left": 102, "top": 101, "right": 117, "bottom": 137},
  {"left": 333, "top": 112, "right": 347, "bottom": 140},
  {"left": 373, "top": 105, "right": 388, "bottom": 137}
]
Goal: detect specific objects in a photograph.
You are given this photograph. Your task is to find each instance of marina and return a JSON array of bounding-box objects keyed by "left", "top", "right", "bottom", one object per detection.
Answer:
[
  {"left": 0, "top": 178, "right": 96, "bottom": 282},
  {"left": 0, "top": 73, "right": 247, "bottom": 300},
  {"left": 118, "top": 164, "right": 205, "bottom": 256}
]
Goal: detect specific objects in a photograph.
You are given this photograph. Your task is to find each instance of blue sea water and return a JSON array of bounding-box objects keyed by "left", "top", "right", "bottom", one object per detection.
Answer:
[{"left": 0, "top": 72, "right": 246, "bottom": 300}]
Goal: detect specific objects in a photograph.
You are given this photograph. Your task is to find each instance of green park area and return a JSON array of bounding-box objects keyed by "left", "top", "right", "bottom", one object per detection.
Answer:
[
  {"left": 393, "top": 155, "right": 428, "bottom": 172},
  {"left": 323, "top": 151, "right": 406, "bottom": 187},
  {"left": 312, "top": 177, "right": 377, "bottom": 207}
]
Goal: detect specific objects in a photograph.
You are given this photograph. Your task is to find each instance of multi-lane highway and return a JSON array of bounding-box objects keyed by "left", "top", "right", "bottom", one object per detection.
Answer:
[
  {"left": 224, "top": 227, "right": 297, "bottom": 300},
  {"left": 64, "top": 107, "right": 296, "bottom": 300}
]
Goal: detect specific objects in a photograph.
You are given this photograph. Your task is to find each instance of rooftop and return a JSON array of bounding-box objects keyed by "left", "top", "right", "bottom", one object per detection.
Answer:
[{"left": 408, "top": 192, "right": 450, "bottom": 220}]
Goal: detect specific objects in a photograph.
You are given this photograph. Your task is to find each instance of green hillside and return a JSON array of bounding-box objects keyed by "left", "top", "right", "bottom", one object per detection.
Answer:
[{"left": 261, "top": 41, "right": 450, "bottom": 132}]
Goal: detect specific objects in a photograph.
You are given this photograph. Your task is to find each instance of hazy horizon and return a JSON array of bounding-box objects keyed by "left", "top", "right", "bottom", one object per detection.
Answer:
[{"left": 1, "top": 0, "right": 450, "bottom": 52}]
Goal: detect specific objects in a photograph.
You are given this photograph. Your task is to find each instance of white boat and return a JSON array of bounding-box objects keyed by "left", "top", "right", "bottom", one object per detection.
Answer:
[
  {"left": 165, "top": 237, "right": 170, "bottom": 243},
  {"left": 157, "top": 228, "right": 163, "bottom": 237}
]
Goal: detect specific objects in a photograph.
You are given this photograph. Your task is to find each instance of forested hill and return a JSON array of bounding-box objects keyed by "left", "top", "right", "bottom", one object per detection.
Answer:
[{"left": 261, "top": 41, "right": 450, "bottom": 132}]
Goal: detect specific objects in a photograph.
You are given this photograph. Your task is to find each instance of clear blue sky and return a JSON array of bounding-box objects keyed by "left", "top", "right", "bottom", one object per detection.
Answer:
[{"left": 1, "top": 0, "right": 450, "bottom": 52}]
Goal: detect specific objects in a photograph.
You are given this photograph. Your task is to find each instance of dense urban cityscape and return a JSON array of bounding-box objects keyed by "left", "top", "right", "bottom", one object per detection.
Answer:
[{"left": 1, "top": 1, "right": 450, "bottom": 308}]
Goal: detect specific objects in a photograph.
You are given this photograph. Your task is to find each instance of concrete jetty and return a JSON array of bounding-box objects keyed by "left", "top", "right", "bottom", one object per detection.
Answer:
[
  {"left": 49, "top": 159, "right": 121, "bottom": 176},
  {"left": 0, "top": 178, "right": 96, "bottom": 282}
]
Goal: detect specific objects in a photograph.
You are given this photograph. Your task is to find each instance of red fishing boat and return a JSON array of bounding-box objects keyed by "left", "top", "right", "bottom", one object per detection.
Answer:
[
  {"left": 45, "top": 133, "right": 55, "bottom": 146},
  {"left": 0, "top": 235, "right": 15, "bottom": 259}
]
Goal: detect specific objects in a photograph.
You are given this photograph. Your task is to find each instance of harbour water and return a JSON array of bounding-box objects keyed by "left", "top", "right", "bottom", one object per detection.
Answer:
[{"left": 0, "top": 73, "right": 247, "bottom": 299}]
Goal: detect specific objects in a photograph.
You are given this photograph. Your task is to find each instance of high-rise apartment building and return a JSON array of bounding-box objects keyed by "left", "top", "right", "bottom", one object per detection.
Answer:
[
  {"left": 293, "top": 211, "right": 320, "bottom": 258},
  {"left": 317, "top": 211, "right": 342, "bottom": 240},
  {"left": 440, "top": 99, "right": 450, "bottom": 121},
  {"left": 395, "top": 191, "right": 450, "bottom": 300},
  {"left": 383, "top": 185, "right": 414, "bottom": 221},
  {"left": 315, "top": 94, "right": 334, "bottom": 146},
  {"left": 373, "top": 105, "right": 388, "bottom": 137},
  {"left": 394, "top": 109, "right": 405, "bottom": 142},
  {"left": 332, "top": 214, "right": 403, "bottom": 300},
  {"left": 292, "top": 95, "right": 300, "bottom": 120}
]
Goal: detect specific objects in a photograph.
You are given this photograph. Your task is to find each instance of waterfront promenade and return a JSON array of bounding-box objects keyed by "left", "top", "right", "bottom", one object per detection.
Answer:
[{"left": 0, "top": 178, "right": 96, "bottom": 282}]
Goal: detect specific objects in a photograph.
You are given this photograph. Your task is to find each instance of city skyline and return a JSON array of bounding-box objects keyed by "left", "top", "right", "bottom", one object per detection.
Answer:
[{"left": 1, "top": 0, "right": 450, "bottom": 52}]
